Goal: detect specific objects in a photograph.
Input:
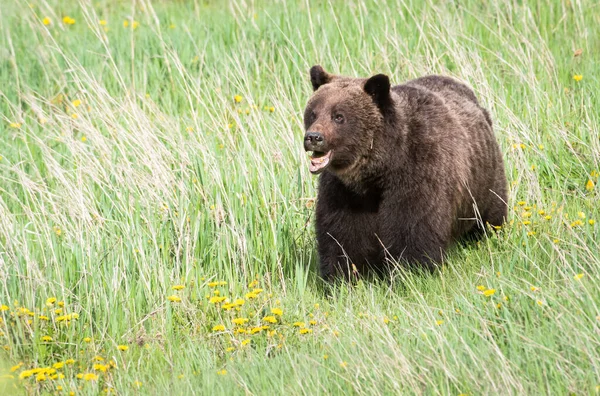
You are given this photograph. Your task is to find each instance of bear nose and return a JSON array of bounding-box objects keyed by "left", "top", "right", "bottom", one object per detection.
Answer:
[{"left": 304, "top": 131, "right": 325, "bottom": 150}]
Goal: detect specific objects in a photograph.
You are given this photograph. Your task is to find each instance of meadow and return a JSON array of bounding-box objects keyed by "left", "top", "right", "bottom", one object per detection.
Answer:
[{"left": 0, "top": 0, "right": 599, "bottom": 394}]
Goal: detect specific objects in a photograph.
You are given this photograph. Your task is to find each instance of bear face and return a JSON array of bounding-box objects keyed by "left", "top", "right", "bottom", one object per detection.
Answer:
[{"left": 303, "top": 66, "right": 390, "bottom": 179}]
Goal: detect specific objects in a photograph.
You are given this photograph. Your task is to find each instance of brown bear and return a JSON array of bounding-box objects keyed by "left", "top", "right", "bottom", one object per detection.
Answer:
[{"left": 303, "top": 65, "right": 507, "bottom": 281}]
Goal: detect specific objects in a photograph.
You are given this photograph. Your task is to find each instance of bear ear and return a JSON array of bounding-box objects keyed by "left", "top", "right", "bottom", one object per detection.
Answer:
[
  {"left": 364, "top": 74, "right": 392, "bottom": 109},
  {"left": 310, "top": 65, "right": 334, "bottom": 91}
]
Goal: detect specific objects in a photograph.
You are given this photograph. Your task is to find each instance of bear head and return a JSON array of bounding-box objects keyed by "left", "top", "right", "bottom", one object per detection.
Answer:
[{"left": 303, "top": 66, "right": 393, "bottom": 178}]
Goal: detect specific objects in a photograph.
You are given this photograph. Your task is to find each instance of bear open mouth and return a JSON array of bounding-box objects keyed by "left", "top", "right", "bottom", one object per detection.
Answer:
[{"left": 309, "top": 150, "right": 333, "bottom": 174}]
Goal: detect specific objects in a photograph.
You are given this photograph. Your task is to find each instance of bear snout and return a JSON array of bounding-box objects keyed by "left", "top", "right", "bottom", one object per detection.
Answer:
[{"left": 304, "top": 131, "right": 326, "bottom": 151}]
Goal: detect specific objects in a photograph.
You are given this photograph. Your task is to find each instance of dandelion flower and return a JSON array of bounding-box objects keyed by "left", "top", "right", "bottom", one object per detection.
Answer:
[
  {"left": 271, "top": 308, "right": 283, "bottom": 316},
  {"left": 99, "top": 20, "right": 107, "bottom": 26},
  {"left": 530, "top": 286, "right": 539, "bottom": 292},
  {"left": 65, "top": 359, "right": 76, "bottom": 365},
  {"left": 209, "top": 296, "right": 226, "bottom": 304},
  {"left": 117, "top": 345, "right": 129, "bottom": 351},
  {"left": 299, "top": 328, "right": 313, "bottom": 334},
  {"left": 250, "top": 327, "right": 262, "bottom": 334},
  {"left": 212, "top": 324, "right": 226, "bottom": 332},
  {"left": 63, "top": 16, "right": 75, "bottom": 25},
  {"left": 41, "top": 336, "right": 53, "bottom": 342},
  {"left": 133, "top": 381, "right": 142, "bottom": 388},
  {"left": 476, "top": 285, "right": 486, "bottom": 291},
  {"left": 233, "top": 95, "right": 243, "bottom": 103},
  {"left": 42, "top": 17, "right": 51, "bottom": 25},
  {"left": 83, "top": 373, "right": 99, "bottom": 381},
  {"left": 574, "top": 273, "right": 584, "bottom": 280},
  {"left": 53, "top": 362, "right": 64, "bottom": 369},
  {"left": 232, "top": 318, "right": 248, "bottom": 325},
  {"left": 340, "top": 361, "right": 348, "bottom": 368},
  {"left": 578, "top": 212, "right": 586, "bottom": 219},
  {"left": 226, "top": 347, "right": 235, "bottom": 352},
  {"left": 293, "top": 322, "right": 305, "bottom": 328},
  {"left": 167, "top": 295, "right": 182, "bottom": 303},
  {"left": 483, "top": 289, "right": 496, "bottom": 297},
  {"left": 435, "top": 320, "right": 444, "bottom": 326},
  {"left": 217, "top": 369, "right": 227, "bottom": 375},
  {"left": 589, "top": 219, "right": 596, "bottom": 225},
  {"left": 241, "top": 339, "right": 251, "bottom": 346},
  {"left": 10, "top": 363, "right": 23, "bottom": 372},
  {"left": 72, "top": 99, "right": 81, "bottom": 107},
  {"left": 263, "top": 316, "right": 277, "bottom": 324},
  {"left": 172, "top": 285, "right": 185, "bottom": 291},
  {"left": 0, "top": 305, "right": 9, "bottom": 311},
  {"left": 46, "top": 297, "right": 57, "bottom": 306},
  {"left": 536, "top": 300, "right": 544, "bottom": 306},
  {"left": 573, "top": 74, "right": 583, "bottom": 82},
  {"left": 83, "top": 337, "right": 92, "bottom": 343}
]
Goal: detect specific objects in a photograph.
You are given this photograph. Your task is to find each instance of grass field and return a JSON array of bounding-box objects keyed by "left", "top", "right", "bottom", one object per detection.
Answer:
[{"left": 0, "top": 0, "right": 599, "bottom": 394}]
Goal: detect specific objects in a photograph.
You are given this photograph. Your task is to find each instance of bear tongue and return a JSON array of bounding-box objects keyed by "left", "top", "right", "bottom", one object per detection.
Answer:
[{"left": 309, "top": 151, "right": 332, "bottom": 174}]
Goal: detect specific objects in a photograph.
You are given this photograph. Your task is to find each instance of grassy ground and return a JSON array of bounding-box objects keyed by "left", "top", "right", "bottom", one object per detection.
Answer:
[{"left": 0, "top": 0, "right": 599, "bottom": 394}]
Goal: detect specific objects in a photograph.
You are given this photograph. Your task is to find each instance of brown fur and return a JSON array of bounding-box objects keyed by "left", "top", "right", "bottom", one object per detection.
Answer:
[{"left": 303, "top": 66, "right": 508, "bottom": 281}]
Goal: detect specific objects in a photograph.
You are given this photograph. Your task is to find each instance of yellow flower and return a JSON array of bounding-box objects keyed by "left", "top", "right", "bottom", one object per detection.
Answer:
[
  {"left": 132, "top": 21, "right": 139, "bottom": 29},
  {"left": 536, "top": 300, "right": 544, "bottom": 306},
  {"left": 209, "top": 296, "right": 226, "bottom": 304},
  {"left": 476, "top": 285, "right": 486, "bottom": 291},
  {"left": 226, "top": 347, "right": 235, "bottom": 352},
  {"left": 435, "top": 320, "right": 444, "bottom": 326},
  {"left": 573, "top": 74, "right": 583, "bottom": 82},
  {"left": 39, "top": 315, "right": 49, "bottom": 321},
  {"left": 65, "top": 359, "right": 76, "bottom": 365},
  {"left": 72, "top": 99, "right": 81, "bottom": 107},
  {"left": 133, "top": 381, "right": 142, "bottom": 388},
  {"left": 0, "top": 305, "right": 9, "bottom": 311},
  {"left": 530, "top": 286, "right": 539, "bottom": 292},
  {"left": 62, "top": 16, "right": 75, "bottom": 25},
  {"left": 574, "top": 273, "right": 584, "bottom": 280},
  {"left": 46, "top": 297, "right": 57, "bottom": 306},
  {"left": 41, "top": 335, "right": 53, "bottom": 342},
  {"left": 271, "top": 307, "right": 283, "bottom": 316},
  {"left": 167, "top": 295, "right": 182, "bottom": 303},
  {"left": 590, "top": 219, "right": 596, "bottom": 225},
  {"left": 578, "top": 212, "right": 586, "bottom": 219},
  {"left": 241, "top": 339, "right": 251, "bottom": 346},
  {"left": 19, "top": 370, "right": 34, "bottom": 379},
  {"left": 10, "top": 363, "right": 23, "bottom": 372},
  {"left": 36, "top": 373, "right": 47, "bottom": 382},
  {"left": 42, "top": 17, "right": 51, "bottom": 25},
  {"left": 217, "top": 369, "right": 227, "bottom": 375},
  {"left": 172, "top": 285, "right": 185, "bottom": 290},
  {"left": 517, "top": 201, "right": 526, "bottom": 206},
  {"left": 233, "top": 95, "right": 243, "bottom": 103},
  {"left": 53, "top": 362, "right": 64, "bottom": 369},
  {"left": 245, "top": 292, "right": 258, "bottom": 299},
  {"left": 483, "top": 289, "right": 496, "bottom": 297},
  {"left": 99, "top": 20, "right": 107, "bottom": 26},
  {"left": 83, "top": 373, "right": 99, "bottom": 381},
  {"left": 222, "top": 303, "right": 235, "bottom": 310},
  {"left": 586, "top": 180, "right": 595, "bottom": 191},
  {"left": 250, "top": 327, "right": 262, "bottom": 334},
  {"left": 293, "top": 321, "right": 305, "bottom": 328},
  {"left": 117, "top": 345, "right": 129, "bottom": 351},
  {"left": 232, "top": 318, "right": 248, "bottom": 325},
  {"left": 309, "top": 320, "right": 317, "bottom": 325},
  {"left": 299, "top": 328, "right": 313, "bottom": 334},
  {"left": 94, "top": 356, "right": 104, "bottom": 361},
  {"left": 212, "top": 324, "right": 226, "bottom": 332},
  {"left": 340, "top": 361, "right": 348, "bottom": 368},
  {"left": 123, "top": 20, "right": 129, "bottom": 27},
  {"left": 263, "top": 316, "right": 277, "bottom": 324},
  {"left": 93, "top": 364, "right": 109, "bottom": 372},
  {"left": 9, "top": 122, "right": 22, "bottom": 128},
  {"left": 544, "top": 215, "right": 552, "bottom": 220}
]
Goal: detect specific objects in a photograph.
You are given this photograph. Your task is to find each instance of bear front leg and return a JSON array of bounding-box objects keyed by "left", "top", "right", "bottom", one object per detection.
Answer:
[
  {"left": 316, "top": 233, "right": 356, "bottom": 282},
  {"left": 379, "top": 202, "right": 452, "bottom": 272}
]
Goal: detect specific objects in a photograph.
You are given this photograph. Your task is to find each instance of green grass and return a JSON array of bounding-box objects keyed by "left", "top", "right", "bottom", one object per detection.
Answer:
[{"left": 0, "top": 0, "right": 599, "bottom": 394}]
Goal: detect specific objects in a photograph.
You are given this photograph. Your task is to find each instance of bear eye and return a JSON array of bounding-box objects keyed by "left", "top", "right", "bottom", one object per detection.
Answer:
[{"left": 333, "top": 114, "right": 345, "bottom": 124}]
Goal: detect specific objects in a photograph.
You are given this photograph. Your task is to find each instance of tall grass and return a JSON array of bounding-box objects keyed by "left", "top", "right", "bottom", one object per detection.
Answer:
[{"left": 0, "top": 0, "right": 599, "bottom": 394}]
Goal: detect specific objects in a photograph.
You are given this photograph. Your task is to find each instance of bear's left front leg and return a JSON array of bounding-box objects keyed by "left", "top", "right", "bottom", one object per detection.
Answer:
[{"left": 379, "top": 199, "right": 453, "bottom": 271}]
